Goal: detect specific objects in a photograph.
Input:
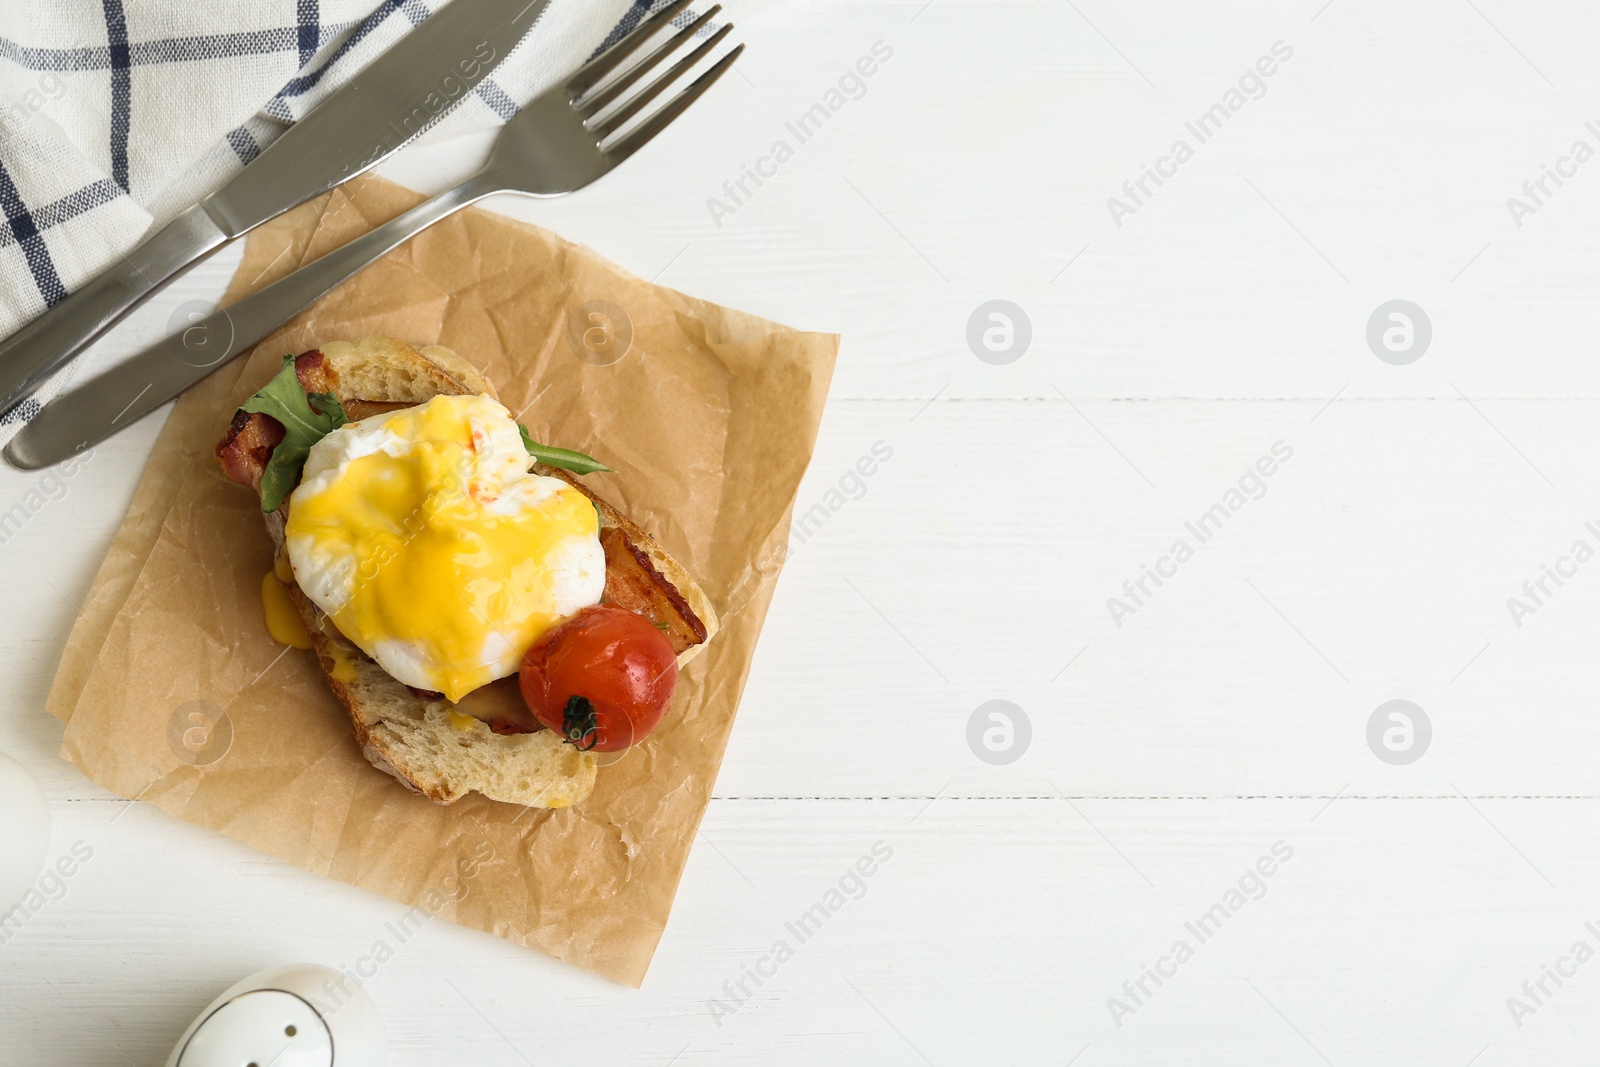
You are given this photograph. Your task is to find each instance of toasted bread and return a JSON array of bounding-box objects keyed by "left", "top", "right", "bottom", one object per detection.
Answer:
[{"left": 228, "top": 337, "right": 718, "bottom": 808}]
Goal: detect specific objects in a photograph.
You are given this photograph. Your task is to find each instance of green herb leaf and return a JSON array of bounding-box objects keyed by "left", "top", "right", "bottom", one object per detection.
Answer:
[
  {"left": 240, "top": 355, "right": 349, "bottom": 511},
  {"left": 518, "top": 422, "right": 612, "bottom": 475},
  {"left": 306, "top": 391, "right": 347, "bottom": 424}
]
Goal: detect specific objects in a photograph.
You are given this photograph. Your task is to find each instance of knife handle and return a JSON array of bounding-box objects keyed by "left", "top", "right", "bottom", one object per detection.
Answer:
[
  {"left": 0, "top": 203, "right": 230, "bottom": 413},
  {"left": 4, "top": 174, "right": 497, "bottom": 470}
]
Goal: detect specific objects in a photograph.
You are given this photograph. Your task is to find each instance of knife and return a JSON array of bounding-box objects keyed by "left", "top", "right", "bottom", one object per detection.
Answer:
[{"left": 0, "top": 0, "right": 551, "bottom": 415}]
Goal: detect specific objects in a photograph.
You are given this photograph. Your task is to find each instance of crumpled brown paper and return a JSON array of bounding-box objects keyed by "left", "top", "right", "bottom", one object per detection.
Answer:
[{"left": 44, "top": 175, "right": 837, "bottom": 986}]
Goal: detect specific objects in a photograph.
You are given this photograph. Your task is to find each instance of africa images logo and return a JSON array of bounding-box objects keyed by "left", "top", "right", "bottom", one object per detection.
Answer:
[
  {"left": 707, "top": 841, "right": 894, "bottom": 1027},
  {"left": 1107, "top": 841, "right": 1294, "bottom": 1028},
  {"left": 1106, "top": 441, "right": 1294, "bottom": 627},
  {"left": 706, "top": 41, "right": 894, "bottom": 228},
  {"left": 1106, "top": 41, "right": 1294, "bottom": 228}
]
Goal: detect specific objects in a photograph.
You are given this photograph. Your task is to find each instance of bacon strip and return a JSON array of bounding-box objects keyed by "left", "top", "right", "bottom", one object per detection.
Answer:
[
  {"left": 294, "top": 349, "right": 335, "bottom": 394},
  {"left": 452, "top": 676, "right": 543, "bottom": 734},
  {"left": 344, "top": 400, "right": 413, "bottom": 420},
  {"left": 599, "top": 526, "right": 707, "bottom": 653},
  {"left": 215, "top": 349, "right": 336, "bottom": 492},
  {"left": 215, "top": 410, "right": 285, "bottom": 492}
]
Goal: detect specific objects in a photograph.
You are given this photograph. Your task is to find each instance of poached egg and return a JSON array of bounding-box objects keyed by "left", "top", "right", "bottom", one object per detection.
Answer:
[{"left": 285, "top": 394, "right": 604, "bottom": 702}]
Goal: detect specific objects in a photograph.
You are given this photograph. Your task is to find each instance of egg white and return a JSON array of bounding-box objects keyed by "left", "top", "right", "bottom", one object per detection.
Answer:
[{"left": 285, "top": 394, "right": 605, "bottom": 697}]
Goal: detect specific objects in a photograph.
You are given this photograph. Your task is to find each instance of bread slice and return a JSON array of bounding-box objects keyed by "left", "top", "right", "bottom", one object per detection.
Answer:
[{"left": 230, "top": 337, "right": 718, "bottom": 808}]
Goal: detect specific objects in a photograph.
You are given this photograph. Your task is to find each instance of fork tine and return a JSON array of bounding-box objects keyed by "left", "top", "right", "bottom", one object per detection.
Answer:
[
  {"left": 604, "top": 42, "right": 743, "bottom": 165},
  {"left": 577, "top": 4, "right": 721, "bottom": 119},
  {"left": 591, "top": 24, "right": 733, "bottom": 142},
  {"left": 566, "top": 0, "right": 694, "bottom": 97}
]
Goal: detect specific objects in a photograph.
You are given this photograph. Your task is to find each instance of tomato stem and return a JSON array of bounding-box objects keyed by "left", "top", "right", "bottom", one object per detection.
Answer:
[{"left": 562, "top": 695, "right": 599, "bottom": 751}]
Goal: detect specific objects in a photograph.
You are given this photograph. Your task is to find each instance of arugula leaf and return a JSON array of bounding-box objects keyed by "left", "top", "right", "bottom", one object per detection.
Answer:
[
  {"left": 240, "top": 355, "right": 349, "bottom": 511},
  {"left": 518, "top": 422, "right": 612, "bottom": 475}
]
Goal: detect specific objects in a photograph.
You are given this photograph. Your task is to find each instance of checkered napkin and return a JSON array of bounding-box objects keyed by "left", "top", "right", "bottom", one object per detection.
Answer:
[{"left": 0, "top": 0, "right": 682, "bottom": 437}]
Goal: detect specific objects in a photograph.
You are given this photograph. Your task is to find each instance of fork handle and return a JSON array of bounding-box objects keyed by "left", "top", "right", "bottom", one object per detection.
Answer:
[
  {"left": 4, "top": 172, "right": 498, "bottom": 470},
  {"left": 0, "top": 202, "right": 230, "bottom": 413}
]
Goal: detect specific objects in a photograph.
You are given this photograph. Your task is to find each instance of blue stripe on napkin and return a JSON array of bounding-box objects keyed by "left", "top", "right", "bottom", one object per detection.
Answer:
[
  {"left": 99, "top": 0, "right": 133, "bottom": 191},
  {"left": 0, "top": 160, "right": 67, "bottom": 309},
  {"left": 297, "top": 0, "right": 321, "bottom": 66}
]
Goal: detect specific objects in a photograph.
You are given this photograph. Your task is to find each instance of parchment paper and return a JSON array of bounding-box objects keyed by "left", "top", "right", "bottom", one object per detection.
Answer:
[{"left": 46, "top": 175, "right": 837, "bottom": 985}]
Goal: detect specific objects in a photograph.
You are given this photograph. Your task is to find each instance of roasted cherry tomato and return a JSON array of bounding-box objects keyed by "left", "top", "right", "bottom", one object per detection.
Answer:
[{"left": 519, "top": 605, "right": 678, "bottom": 752}]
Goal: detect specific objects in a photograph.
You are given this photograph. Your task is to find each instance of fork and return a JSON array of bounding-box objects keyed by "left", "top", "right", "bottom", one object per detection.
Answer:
[{"left": 4, "top": 0, "right": 740, "bottom": 469}]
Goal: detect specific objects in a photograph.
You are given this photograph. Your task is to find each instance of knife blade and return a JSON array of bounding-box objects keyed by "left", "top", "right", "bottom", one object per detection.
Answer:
[
  {"left": 201, "top": 0, "right": 551, "bottom": 235},
  {"left": 0, "top": 0, "right": 550, "bottom": 414}
]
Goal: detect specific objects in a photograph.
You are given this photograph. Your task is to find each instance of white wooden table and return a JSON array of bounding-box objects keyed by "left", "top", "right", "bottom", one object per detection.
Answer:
[{"left": 7, "top": 1, "right": 1600, "bottom": 1063}]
